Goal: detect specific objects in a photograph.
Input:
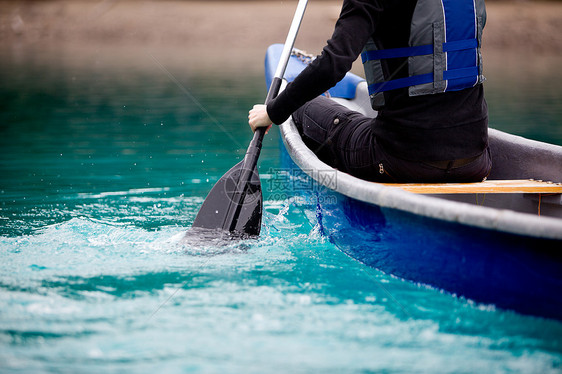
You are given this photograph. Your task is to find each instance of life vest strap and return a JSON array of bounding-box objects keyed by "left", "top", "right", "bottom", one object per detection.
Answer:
[
  {"left": 443, "top": 66, "right": 479, "bottom": 81},
  {"left": 367, "top": 66, "right": 479, "bottom": 96},
  {"left": 361, "top": 38, "right": 478, "bottom": 64},
  {"left": 443, "top": 38, "right": 478, "bottom": 52},
  {"left": 367, "top": 73, "right": 433, "bottom": 95},
  {"left": 361, "top": 44, "right": 433, "bottom": 63}
]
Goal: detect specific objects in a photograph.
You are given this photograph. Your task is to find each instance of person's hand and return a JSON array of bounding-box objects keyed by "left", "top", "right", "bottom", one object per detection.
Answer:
[{"left": 248, "top": 104, "right": 273, "bottom": 132}]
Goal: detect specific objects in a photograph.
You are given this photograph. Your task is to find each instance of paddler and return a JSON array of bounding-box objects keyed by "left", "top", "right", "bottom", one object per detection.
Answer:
[{"left": 249, "top": 0, "right": 491, "bottom": 183}]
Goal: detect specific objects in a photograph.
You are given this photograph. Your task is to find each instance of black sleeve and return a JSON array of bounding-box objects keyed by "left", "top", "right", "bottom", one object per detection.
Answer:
[{"left": 267, "top": 0, "right": 383, "bottom": 125}]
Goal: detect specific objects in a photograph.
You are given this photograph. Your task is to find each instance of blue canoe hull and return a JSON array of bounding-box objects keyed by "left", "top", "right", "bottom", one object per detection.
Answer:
[
  {"left": 281, "top": 151, "right": 562, "bottom": 320},
  {"left": 268, "top": 44, "right": 562, "bottom": 320}
]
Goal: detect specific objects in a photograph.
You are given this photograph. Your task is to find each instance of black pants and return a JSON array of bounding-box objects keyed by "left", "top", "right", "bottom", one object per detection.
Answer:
[{"left": 292, "top": 96, "right": 492, "bottom": 183}]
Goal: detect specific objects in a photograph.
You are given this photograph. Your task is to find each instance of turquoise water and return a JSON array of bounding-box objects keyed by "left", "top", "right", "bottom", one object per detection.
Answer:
[{"left": 1, "top": 44, "right": 562, "bottom": 373}]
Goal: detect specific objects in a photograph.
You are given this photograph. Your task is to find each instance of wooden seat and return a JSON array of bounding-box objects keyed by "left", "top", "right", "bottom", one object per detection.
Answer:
[{"left": 382, "top": 179, "right": 562, "bottom": 194}]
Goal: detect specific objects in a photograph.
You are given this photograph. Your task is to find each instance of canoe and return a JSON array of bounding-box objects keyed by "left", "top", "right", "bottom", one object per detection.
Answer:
[{"left": 264, "top": 44, "right": 562, "bottom": 320}]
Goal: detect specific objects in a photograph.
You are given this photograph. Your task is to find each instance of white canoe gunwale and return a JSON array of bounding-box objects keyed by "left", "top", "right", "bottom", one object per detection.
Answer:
[{"left": 279, "top": 83, "right": 562, "bottom": 242}]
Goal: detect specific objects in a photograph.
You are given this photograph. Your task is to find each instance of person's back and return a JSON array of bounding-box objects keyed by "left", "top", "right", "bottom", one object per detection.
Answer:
[{"left": 368, "top": 0, "right": 489, "bottom": 176}]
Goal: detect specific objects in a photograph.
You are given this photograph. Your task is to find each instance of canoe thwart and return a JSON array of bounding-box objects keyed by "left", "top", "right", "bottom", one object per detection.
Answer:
[{"left": 382, "top": 179, "right": 562, "bottom": 194}]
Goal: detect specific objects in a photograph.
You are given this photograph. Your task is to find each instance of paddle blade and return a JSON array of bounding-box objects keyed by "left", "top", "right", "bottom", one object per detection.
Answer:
[{"left": 191, "top": 161, "right": 262, "bottom": 237}]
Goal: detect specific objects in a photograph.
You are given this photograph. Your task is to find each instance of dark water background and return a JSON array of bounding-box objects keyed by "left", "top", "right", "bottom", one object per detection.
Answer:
[{"left": 1, "top": 43, "right": 561, "bottom": 373}]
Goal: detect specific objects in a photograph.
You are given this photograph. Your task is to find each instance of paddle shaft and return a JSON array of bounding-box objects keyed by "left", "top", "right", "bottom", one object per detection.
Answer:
[{"left": 225, "top": 0, "right": 308, "bottom": 232}]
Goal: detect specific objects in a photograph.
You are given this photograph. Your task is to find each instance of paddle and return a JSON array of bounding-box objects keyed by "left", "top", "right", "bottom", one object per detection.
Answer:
[{"left": 190, "top": 0, "right": 309, "bottom": 238}]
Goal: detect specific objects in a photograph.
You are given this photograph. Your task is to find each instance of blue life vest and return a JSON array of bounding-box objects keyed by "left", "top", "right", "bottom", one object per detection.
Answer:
[{"left": 361, "top": 0, "right": 486, "bottom": 110}]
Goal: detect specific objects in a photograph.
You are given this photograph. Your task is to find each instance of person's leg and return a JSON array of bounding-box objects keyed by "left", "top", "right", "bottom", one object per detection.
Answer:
[
  {"left": 292, "top": 96, "right": 492, "bottom": 183},
  {"left": 291, "top": 95, "right": 344, "bottom": 167},
  {"left": 292, "top": 96, "right": 390, "bottom": 181}
]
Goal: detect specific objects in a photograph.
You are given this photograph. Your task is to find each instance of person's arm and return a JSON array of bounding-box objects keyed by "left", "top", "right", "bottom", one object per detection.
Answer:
[{"left": 249, "top": 0, "right": 382, "bottom": 132}]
